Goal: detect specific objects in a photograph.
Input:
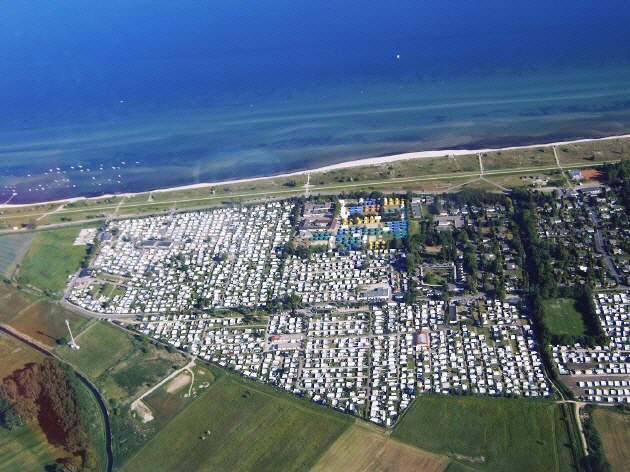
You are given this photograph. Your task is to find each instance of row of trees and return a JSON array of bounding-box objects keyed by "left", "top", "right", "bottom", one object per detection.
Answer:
[{"left": 513, "top": 195, "right": 556, "bottom": 299}]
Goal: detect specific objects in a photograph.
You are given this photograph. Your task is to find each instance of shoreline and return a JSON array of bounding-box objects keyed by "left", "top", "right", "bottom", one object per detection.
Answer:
[{"left": 2, "top": 133, "right": 629, "bottom": 209}]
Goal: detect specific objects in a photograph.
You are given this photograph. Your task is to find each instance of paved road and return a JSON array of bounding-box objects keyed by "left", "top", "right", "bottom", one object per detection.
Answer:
[{"left": 587, "top": 205, "right": 625, "bottom": 286}]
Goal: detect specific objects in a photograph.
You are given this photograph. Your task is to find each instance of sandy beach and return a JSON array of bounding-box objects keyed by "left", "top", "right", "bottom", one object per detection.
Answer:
[{"left": 2, "top": 133, "right": 629, "bottom": 209}]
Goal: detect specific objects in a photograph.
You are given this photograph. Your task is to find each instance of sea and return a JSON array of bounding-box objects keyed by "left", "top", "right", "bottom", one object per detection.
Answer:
[{"left": 2, "top": 0, "right": 630, "bottom": 204}]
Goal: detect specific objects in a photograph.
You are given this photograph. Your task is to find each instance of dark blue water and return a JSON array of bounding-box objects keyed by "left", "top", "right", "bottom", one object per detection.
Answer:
[{"left": 2, "top": 1, "right": 630, "bottom": 203}]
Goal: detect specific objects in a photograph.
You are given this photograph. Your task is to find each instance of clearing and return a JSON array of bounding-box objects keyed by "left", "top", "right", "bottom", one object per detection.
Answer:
[
  {"left": 56, "top": 321, "right": 135, "bottom": 378},
  {"left": 592, "top": 408, "right": 630, "bottom": 472},
  {"left": 392, "top": 395, "right": 579, "bottom": 472},
  {"left": 100, "top": 342, "right": 188, "bottom": 403},
  {"left": 166, "top": 371, "right": 191, "bottom": 394},
  {"left": 312, "top": 424, "right": 448, "bottom": 472},
  {"left": 543, "top": 298, "right": 587, "bottom": 337},
  {"left": 8, "top": 299, "right": 89, "bottom": 347},
  {"left": 17, "top": 226, "right": 94, "bottom": 295},
  {"left": 121, "top": 367, "right": 352, "bottom": 472}
]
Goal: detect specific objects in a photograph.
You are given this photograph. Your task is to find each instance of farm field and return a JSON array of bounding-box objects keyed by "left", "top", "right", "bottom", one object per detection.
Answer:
[
  {"left": 0, "top": 331, "right": 45, "bottom": 378},
  {"left": 312, "top": 425, "right": 448, "bottom": 472},
  {"left": 57, "top": 321, "right": 134, "bottom": 378},
  {"left": 593, "top": 408, "right": 630, "bottom": 472},
  {"left": 0, "top": 233, "right": 34, "bottom": 277},
  {"left": 121, "top": 368, "right": 352, "bottom": 472},
  {"left": 0, "top": 283, "right": 37, "bottom": 323},
  {"left": 8, "top": 299, "right": 90, "bottom": 347},
  {"left": 0, "top": 422, "right": 66, "bottom": 472},
  {"left": 392, "top": 395, "right": 578, "bottom": 472},
  {"left": 543, "top": 298, "right": 587, "bottom": 337},
  {"left": 17, "top": 226, "right": 94, "bottom": 295}
]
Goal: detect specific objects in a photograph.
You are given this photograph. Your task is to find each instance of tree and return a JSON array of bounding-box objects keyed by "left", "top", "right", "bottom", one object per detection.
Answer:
[{"left": 0, "top": 393, "right": 23, "bottom": 430}]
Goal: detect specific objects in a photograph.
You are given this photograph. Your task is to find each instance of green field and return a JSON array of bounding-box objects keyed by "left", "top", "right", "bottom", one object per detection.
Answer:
[
  {"left": 8, "top": 299, "right": 90, "bottom": 347},
  {"left": 121, "top": 368, "right": 352, "bottom": 472},
  {"left": 57, "top": 321, "right": 135, "bottom": 378},
  {"left": 312, "top": 425, "right": 449, "bottom": 472},
  {"left": 392, "top": 395, "right": 579, "bottom": 472},
  {"left": 17, "top": 226, "right": 95, "bottom": 295},
  {"left": 0, "top": 234, "right": 34, "bottom": 277},
  {"left": 593, "top": 408, "right": 630, "bottom": 472},
  {"left": 0, "top": 283, "right": 37, "bottom": 323},
  {"left": 543, "top": 298, "right": 587, "bottom": 336}
]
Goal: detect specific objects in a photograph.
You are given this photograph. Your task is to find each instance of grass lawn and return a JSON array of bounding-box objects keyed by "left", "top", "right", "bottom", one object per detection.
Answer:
[
  {"left": 392, "top": 395, "right": 579, "bottom": 472},
  {"left": 17, "top": 226, "right": 95, "bottom": 295},
  {"left": 8, "top": 299, "right": 90, "bottom": 347},
  {"left": 312, "top": 425, "right": 448, "bottom": 472},
  {"left": 56, "top": 321, "right": 134, "bottom": 378},
  {"left": 0, "top": 283, "right": 38, "bottom": 323},
  {"left": 121, "top": 368, "right": 352, "bottom": 472},
  {"left": 592, "top": 408, "right": 630, "bottom": 472},
  {"left": 543, "top": 298, "right": 587, "bottom": 337}
]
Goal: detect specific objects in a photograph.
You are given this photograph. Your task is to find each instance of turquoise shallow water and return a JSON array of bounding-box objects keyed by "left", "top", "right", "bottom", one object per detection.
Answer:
[{"left": 1, "top": 1, "right": 630, "bottom": 203}]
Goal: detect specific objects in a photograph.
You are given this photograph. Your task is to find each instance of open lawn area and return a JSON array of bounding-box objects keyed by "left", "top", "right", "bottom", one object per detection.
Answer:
[
  {"left": 0, "top": 283, "right": 37, "bottom": 323},
  {"left": 121, "top": 368, "right": 352, "bottom": 472},
  {"left": 593, "top": 408, "right": 630, "bottom": 472},
  {"left": 312, "top": 424, "right": 448, "bottom": 472},
  {"left": 8, "top": 299, "right": 89, "bottom": 347},
  {"left": 17, "top": 226, "right": 95, "bottom": 295},
  {"left": 57, "top": 321, "right": 134, "bottom": 378},
  {"left": 0, "top": 234, "right": 34, "bottom": 277},
  {"left": 543, "top": 298, "right": 587, "bottom": 337},
  {"left": 392, "top": 395, "right": 579, "bottom": 472}
]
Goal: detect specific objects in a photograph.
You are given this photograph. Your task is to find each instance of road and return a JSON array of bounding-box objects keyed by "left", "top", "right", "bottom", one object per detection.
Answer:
[{"left": 586, "top": 205, "right": 625, "bottom": 286}]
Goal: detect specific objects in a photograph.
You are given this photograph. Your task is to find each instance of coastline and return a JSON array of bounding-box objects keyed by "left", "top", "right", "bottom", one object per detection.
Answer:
[{"left": 2, "top": 133, "right": 629, "bottom": 210}]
